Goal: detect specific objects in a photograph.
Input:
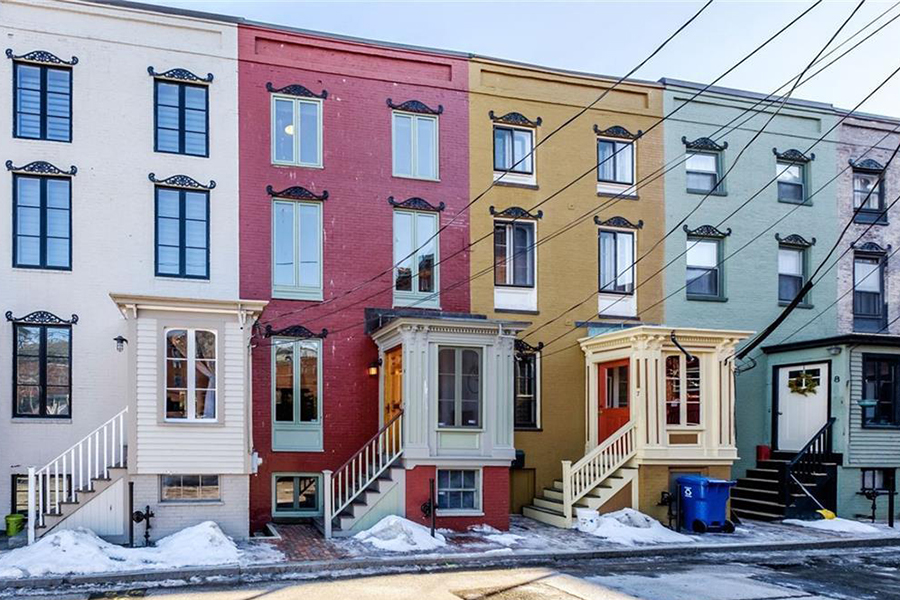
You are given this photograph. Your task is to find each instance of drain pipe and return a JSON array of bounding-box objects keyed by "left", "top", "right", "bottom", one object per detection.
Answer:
[
  {"left": 128, "top": 481, "right": 134, "bottom": 547},
  {"left": 670, "top": 332, "right": 695, "bottom": 361}
]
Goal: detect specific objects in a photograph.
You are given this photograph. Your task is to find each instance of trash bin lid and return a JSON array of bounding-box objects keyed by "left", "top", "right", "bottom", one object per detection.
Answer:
[
  {"left": 706, "top": 479, "right": 737, "bottom": 487},
  {"left": 676, "top": 475, "right": 709, "bottom": 486}
]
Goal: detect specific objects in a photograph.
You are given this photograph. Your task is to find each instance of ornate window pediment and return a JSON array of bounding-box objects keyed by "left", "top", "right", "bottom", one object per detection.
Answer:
[
  {"left": 149, "top": 173, "right": 216, "bottom": 190},
  {"left": 853, "top": 241, "right": 890, "bottom": 254},
  {"left": 266, "top": 185, "right": 328, "bottom": 201},
  {"left": 5, "top": 310, "right": 78, "bottom": 325},
  {"left": 773, "top": 148, "right": 814, "bottom": 163},
  {"left": 387, "top": 98, "right": 443, "bottom": 115},
  {"left": 264, "top": 324, "right": 328, "bottom": 338},
  {"left": 683, "top": 224, "right": 731, "bottom": 238},
  {"left": 266, "top": 82, "right": 328, "bottom": 99},
  {"left": 682, "top": 136, "right": 728, "bottom": 151},
  {"left": 388, "top": 196, "right": 445, "bottom": 212},
  {"left": 490, "top": 206, "right": 543, "bottom": 220},
  {"left": 490, "top": 110, "right": 542, "bottom": 128},
  {"left": 594, "top": 124, "right": 642, "bottom": 140},
  {"left": 6, "top": 160, "right": 77, "bottom": 176},
  {"left": 6, "top": 48, "right": 77, "bottom": 66},
  {"left": 850, "top": 158, "right": 885, "bottom": 172},
  {"left": 775, "top": 233, "right": 815, "bottom": 248},
  {"left": 515, "top": 339, "right": 543, "bottom": 358},
  {"left": 595, "top": 215, "right": 643, "bottom": 230},
  {"left": 147, "top": 66, "right": 213, "bottom": 84}
]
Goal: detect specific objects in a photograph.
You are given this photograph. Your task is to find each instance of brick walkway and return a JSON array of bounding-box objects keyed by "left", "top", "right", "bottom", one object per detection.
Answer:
[{"left": 270, "top": 523, "right": 348, "bottom": 562}]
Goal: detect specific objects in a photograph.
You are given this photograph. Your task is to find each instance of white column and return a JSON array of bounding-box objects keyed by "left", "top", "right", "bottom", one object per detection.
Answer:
[
  {"left": 27, "top": 467, "right": 35, "bottom": 545},
  {"left": 323, "top": 469, "right": 333, "bottom": 539}
]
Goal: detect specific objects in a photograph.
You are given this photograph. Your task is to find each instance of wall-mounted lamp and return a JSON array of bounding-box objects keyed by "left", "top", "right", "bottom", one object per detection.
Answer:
[
  {"left": 368, "top": 358, "right": 382, "bottom": 377},
  {"left": 827, "top": 346, "right": 842, "bottom": 356},
  {"left": 113, "top": 336, "right": 128, "bottom": 353}
]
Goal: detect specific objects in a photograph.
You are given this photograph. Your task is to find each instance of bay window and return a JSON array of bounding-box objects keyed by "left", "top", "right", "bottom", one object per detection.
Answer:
[
  {"left": 165, "top": 329, "right": 217, "bottom": 421},
  {"left": 438, "top": 347, "right": 481, "bottom": 429},
  {"left": 665, "top": 354, "right": 701, "bottom": 426}
]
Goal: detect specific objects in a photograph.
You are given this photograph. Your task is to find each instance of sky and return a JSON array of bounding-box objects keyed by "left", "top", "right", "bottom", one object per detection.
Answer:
[{"left": 141, "top": 0, "right": 900, "bottom": 119}]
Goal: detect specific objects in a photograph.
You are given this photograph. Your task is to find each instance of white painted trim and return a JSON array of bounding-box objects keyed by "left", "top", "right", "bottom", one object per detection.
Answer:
[
  {"left": 162, "top": 327, "right": 219, "bottom": 423},
  {"left": 435, "top": 466, "right": 482, "bottom": 516},
  {"left": 391, "top": 110, "right": 440, "bottom": 181},
  {"left": 392, "top": 209, "right": 440, "bottom": 309},
  {"left": 492, "top": 124, "right": 537, "bottom": 186},
  {"left": 270, "top": 94, "right": 323, "bottom": 168}
]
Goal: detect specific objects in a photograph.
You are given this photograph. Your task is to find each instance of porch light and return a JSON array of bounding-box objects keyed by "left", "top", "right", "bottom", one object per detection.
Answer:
[
  {"left": 368, "top": 359, "right": 381, "bottom": 377},
  {"left": 113, "top": 336, "right": 128, "bottom": 353},
  {"left": 827, "top": 346, "right": 842, "bottom": 356}
]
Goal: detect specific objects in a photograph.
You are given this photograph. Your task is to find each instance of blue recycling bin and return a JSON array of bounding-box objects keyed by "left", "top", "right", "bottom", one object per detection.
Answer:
[{"left": 677, "top": 475, "right": 736, "bottom": 533}]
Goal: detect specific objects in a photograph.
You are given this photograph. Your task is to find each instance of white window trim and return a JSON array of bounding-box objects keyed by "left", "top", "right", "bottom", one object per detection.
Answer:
[
  {"left": 493, "top": 218, "right": 538, "bottom": 312},
  {"left": 158, "top": 474, "right": 222, "bottom": 504},
  {"left": 272, "top": 472, "right": 323, "bottom": 517},
  {"left": 391, "top": 110, "right": 440, "bottom": 181},
  {"left": 271, "top": 198, "right": 324, "bottom": 301},
  {"left": 515, "top": 350, "right": 541, "bottom": 429},
  {"left": 597, "top": 227, "right": 637, "bottom": 318},
  {"left": 492, "top": 124, "right": 537, "bottom": 186},
  {"left": 436, "top": 346, "right": 484, "bottom": 431},
  {"left": 271, "top": 94, "right": 324, "bottom": 168},
  {"left": 164, "top": 328, "right": 218, "bottom": 423},
  {"left": 436, "top": 467, "right": 483, "bottom": 517},
  {"left": 596, "top": 136, "right": 637, "bottom": 197},
  {"left": 665, "top": 353, "right": 703, "bottom": 429},
  {"left": 393, "top": 209, "right": 440, "bottom": 309}
]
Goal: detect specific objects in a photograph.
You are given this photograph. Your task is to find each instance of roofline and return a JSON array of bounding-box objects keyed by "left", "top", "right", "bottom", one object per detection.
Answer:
[
  {"left": 659, "top": 77, "right": 835, "bottom": 112},
  {"left": 470, "top": 54, "right": 662, "bottom": 88},
  {"left": 762, "top": 333, "right": 900, "bottom": 354}
]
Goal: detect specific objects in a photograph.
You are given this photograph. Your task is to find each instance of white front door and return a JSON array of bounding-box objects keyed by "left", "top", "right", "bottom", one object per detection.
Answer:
[{"left": 776, "top": 362, "right": 829, "bottom": 451}]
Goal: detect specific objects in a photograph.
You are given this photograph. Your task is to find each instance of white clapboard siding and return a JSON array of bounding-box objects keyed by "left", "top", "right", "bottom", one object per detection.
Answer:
[
  {"left": 134, "top": 319, "right": 247, "bottom": 474},
  {"left": 59, "top": 479, "right": 125, "bottom": 536},
  {"left": 847, "top": 349, "right": 900, "bottom": 466}
]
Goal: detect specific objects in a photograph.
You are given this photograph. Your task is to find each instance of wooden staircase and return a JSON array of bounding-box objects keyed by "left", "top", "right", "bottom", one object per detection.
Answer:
[
  {"left": 314, "top": 465, "right": 404, "bottom": 537},
  {"left": 524, "top": 466, "right": 637, "bottom": 527}
]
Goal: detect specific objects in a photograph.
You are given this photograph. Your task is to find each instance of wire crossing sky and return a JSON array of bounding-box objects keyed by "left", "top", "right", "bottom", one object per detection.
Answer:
[{"left": 146, "top": 0, "right": 900, "bottom": 119}]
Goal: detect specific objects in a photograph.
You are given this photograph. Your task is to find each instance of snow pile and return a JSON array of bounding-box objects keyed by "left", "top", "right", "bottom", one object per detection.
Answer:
[
  {"left": 468, "top": 523, "right": 500, "bottom": 534},
  {"left": 353, "top": 516, "right": 446, "bottom": 552},
  {"left": 783, "top": 517, "right": 879, "bottom": 534},
  {"left": 485, "top": 533, "right": 524, "bottom": 547},
  {"left": 576, "top": 508, "right": 695, "bottom": 546},
  {"left": 0, "top": 521, "right": 240, "bottom": 579}
]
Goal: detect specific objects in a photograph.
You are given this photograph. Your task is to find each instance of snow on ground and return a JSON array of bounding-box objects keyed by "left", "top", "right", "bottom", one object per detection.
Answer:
[
  {"left": 783, "top": 517, "right": 880, "bottom": 534},
  {"left": 575, "top": 508, "right": 695, "bottom": 546},
  {"left": 0, "top": 521, "right": 268, "bottom": 579},
  {"left": 353, "top": 516, "right": 446, "bottom": 552}
]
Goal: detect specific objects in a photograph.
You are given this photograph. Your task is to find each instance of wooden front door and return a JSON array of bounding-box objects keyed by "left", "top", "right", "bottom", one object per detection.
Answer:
[
  {"left": 383, "top": 347, "right": 403, "bottom": 424},
  {"left": 776, "top": 362, "right": 829, "bottom": 451},
  {"left": 598, "top": 359, "right": 630, "bottom": 443}
]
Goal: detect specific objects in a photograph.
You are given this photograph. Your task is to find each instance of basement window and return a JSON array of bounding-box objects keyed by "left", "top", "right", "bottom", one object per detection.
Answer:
[
  {"left": 273, "top": 473, "right": 322, "bottom": 517},
  {"left": 437, "top": 469, "right": 481, "bottom": 515},
  {"left": 160, "top": 475, "right": 220, "bottom": 502}
]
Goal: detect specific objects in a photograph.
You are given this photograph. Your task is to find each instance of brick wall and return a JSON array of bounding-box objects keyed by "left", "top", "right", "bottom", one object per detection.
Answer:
[{"left": 404, "top": 465, "right": 510, "bottom": 531}]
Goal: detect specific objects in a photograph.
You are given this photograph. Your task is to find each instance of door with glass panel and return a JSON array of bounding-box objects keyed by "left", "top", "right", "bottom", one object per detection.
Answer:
[{"left": 383, "top": 346, "right": 403, "bottom": 425}]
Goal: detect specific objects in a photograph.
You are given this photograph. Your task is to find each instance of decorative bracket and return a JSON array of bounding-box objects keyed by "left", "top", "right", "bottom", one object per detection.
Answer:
[
  {"left": 264, "top": 324, "right": 328, "bottom": 339},
  {"left": 6, "top": 310, "right": 78, "bottom": 325},
  {"left": 683, "top": 224, "right": 731, "bottom": 238},
  {"left": 595, "top": 215, "right": 644, "bottom": 230},
  {"left": 6, "top": 48, "right": 78, "bottom": 66},
  {"left": 515, "top": 339, "right": 544, "bottom": 358},
  {"left": 850, "top": 158, "right": 885, "bottom": 172},
  {"left": 594, "top": 124, "right": 642, "bottom": 140},
  {"left": 147, "top": 66, "right": 213, "bottom": 83},
  {"left": 386, "top": 98, "right": 443, "bottom": 115},
  {"left": 490, "top": 110, "right": 542, "bottom": 128},
  {"left": 773, "top": 148, "right": 814, "bottom": 163},
  {"left": 266, "top": 185, "right": 328, "bottom": 201},
  {"left": 388, "top": 196, "right": 445, "bottom": 212},
  {"left": 266, "top": 82, "right": 327, "bottom": 99},
  {"left": 6, "top": 160, "right": 77, "bottom": 176},
  {"left": 490, "top": 206, "right": 543, "bottom": 220},
  {"left": 775, "top": 233, "right": 816, "bottom": 248},
  {"left": 149, "top": 173, "right": 216, "bottom": 190},
  {"left": 853, "top": 241, "right": 891, "bottom": 254},
  {"left": 682, "top": 136, "right": 727, "bottom": 151}
]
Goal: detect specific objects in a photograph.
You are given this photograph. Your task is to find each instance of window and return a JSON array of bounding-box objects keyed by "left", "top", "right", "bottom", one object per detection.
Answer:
[
  {"left": 393, "top": 210, "right": 438, "bottom": 307},
  {"left": 853, "top": 170, "right": 886, "bottom": 224},
  {"left": 160, "top": 475, "right": 220, "bottom": 502},
  {"left": 392, "top": 112, "right": 437, "bottom": 179},
  {"left": 272, "top": 200, "right": 322, "bottom": 300},
  {"left": 494, "top": 127, "right": 534, "bottom": 175},
  {"left": 272, "top": 338, "right": 323, "bottom": 451},
  {"left": 665, "top": 354, "right": 701, "bottom": 426},
  {"left": 272, "top": 96, "right": 322, "bottom": 167},
  {"left": 155, "top": 80, "right": 208, "bottom": 156},
  {"left": 273, "top": 474, "right": 321, "bottom": 516},
  {"left": 165, "top": 329, "right": 217, "bottom": 421},
  {"left": 685, "top": 152, "right": 720, "bottom": 193},
  {"left": 778, "top": 246, "right": 807, "bottom": 304},
  {"left": 494, "top": 221, "right": 535, "bottom": 287},
  {"left": 13, "top": 175, "right": 71, "bottom": 269},
  {"left": 597, "top": 139, "right": 634, "bottom": 185},
  {"left": 515, "top": 346, "right": 539, "bottom": 429},
  {"left": 686, "top": 238, "right": 722, "bottom": 299},
  {"left": 607, "top": 365, "right": 629, "bottom": 409},
  {"left": 14, "top": 323, "right": 71, "bottom": 418},
  {"left": 13, "top": 62, "right": 71, "bottom": 142},
  {"left": 10, "top": 474, "right": 71, "bottom": 515},
  {"left": 598, "top": 230, "right": 634, "bottom": 294},
  {"left": 155, "top": 187, "right": 209, "bottom": 279},
  {"left": 437, "top": 469, "right": 480, "bottom": 513},
  {"left": 438, "top": 347, "right": 481, "bottom": 429},
  {"left": 777, "top": 162, "right": 805, "bottom": 203},
  {"left": 853, "top": 255, "right": 885, "bottom": 332},
  {"left": 861, "top": 468, "right": 894, "bottom": 492},
  {"left": 861, "top": 355, "right": 900, "bottom": 428}
]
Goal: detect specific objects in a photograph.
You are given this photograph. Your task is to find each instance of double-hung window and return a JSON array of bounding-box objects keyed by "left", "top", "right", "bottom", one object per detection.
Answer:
[
  {"left": 273, "top": 338, "right": 322, "bottom": 451},
  {"left": 438, "top": 347, "right": 481, "bottom": 429},
  {"left": 853, "top": 169, "right": 886, "bottom": 224},
  {"left": 494, "top": 221, "right": 535, "bottom": 287},
  {"left": 165, "top": 329, "right": 217, "bottom": 421},
  {"left": 13, "top": 175, "right": 71, "bottom": 270},
  {"left": 13, "top": 61, "right": 72, "bottom": 142},
  {"left": 272, "top": 200, "right": 322, "bottom": 300},
  {"left": 392, "top": 112, "right": 438, "bottom": 180},
  {"left": 494, "top": 127, "right": 534, "bottom": 175},
  {"left": 686, "top": 238, "right": 722, "bottom": 299},
  {"left": 598, "top": 230, "right": 635, "bottom": 294},
  {"left": 155, "top": 187, "right": 209, "bottom": 279},
  {"left": 393, "top": 210, "right": 438, "bottom": 308},
  {"left": 861, "top": 354, "right": 900, "bottom": 428},
  {"left": 853, "top": 254, "right": 886, "bottom": 332},
  {"left": 13, "top": 323, "right": 71, "bottom": 418},
  {"left": 778, "top": 245, "right": 807, "bottom": 305},
  {"left": 685, "top": 152, "right": 720, "bottom": 193},
  {"left": 514, "top": 345, "right": 540, "bottom": 429},
  {"left": 155, "top": 80, "right": 208, "bottom": 157},
  {"left": 597, "top": 139, "right": 634, "bottom": 186},
  {"left": 777, "top": 161, "right": 805, "bottom": 204},
  {"left": 665, "top": 354, "right": 701, "bottom": 426},
  {"left": 272, "top": 96, "right": 322, "bottom": 167},
  {"left": 437, "top": 469, "right": 481, "bottom": 514}
]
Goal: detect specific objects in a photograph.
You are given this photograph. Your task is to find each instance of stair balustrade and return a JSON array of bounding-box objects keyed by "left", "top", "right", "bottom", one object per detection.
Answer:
[{"left": 780, "top": 417, "right": 836, "bottom": 508}]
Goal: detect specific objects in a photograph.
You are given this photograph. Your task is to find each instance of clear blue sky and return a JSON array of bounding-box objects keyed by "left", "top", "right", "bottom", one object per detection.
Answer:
[{"left": 143, "top": 0, "right": 900, "bottom": 118}]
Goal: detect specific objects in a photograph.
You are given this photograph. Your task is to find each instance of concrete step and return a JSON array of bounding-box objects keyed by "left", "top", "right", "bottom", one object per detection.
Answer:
[{"left": 522, "top": 504, "right": 569, "bottom": 528}]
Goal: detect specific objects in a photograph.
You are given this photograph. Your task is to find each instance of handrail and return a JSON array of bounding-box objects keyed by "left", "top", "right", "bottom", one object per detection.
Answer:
[
  {"left": 27, "top": 407, "right": 128, "bottom": 545},
  {"left": 782, "top": 417, "right": 835, "bottom": 506},
  {"left": 561, "top": 421, "right": 637, "bottom": 527},
  {"left": 323, "top": 410, "right": 403, "bottom": 538}
]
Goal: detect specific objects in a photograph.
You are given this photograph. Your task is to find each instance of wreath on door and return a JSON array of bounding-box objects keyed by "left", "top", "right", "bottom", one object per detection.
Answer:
[{"left": 788, "top": 371, "right": 819, "bottom": 396}]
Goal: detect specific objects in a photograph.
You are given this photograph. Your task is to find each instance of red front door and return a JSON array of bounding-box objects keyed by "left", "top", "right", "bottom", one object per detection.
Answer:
[{"left": 598, "top": 359, "right": 630, "bottom": 443}]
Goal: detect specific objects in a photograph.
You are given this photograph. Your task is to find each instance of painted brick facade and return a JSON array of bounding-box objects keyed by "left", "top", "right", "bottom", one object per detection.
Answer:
[{"left": 237, "top": 24, "right": 470, "bottom": 531}]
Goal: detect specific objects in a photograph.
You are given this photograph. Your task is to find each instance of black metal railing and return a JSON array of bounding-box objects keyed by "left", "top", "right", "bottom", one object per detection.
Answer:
[{"left": 780, "top": 417, "right": 836, "bottom": 506}]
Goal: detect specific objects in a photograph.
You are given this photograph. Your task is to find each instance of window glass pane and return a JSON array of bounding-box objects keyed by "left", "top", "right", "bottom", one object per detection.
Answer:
[
  {"left": 184, "top": 86, "right": 206, "bottom": 110},
  {"left": 17, "top": 177, "right": 40, "bottom": 207},
  {"left": 599, "top": 231, "right": 616, "bottom": 291},
  {"left": 184, "top": 132, "right": 207, "bottom": 156},
  {"left": 298, "top": 341, "right": 319, "bottom": 422},
  {"left": 274, "top": 99, "right": 295, "bottom": 163},
  {"left": 273, "top": 202, "right": 295, "bottom": 286},
  {"left": 687, "top": 172, "right": 716, "bottom": 192},
  {"left": 46, "top": 208, "right": 70, "bottom": 239},
  {"left": 494, "top": 128, "right": 511, "bottom": 170},
  {"left": 615, "top": 142, "right": 634, "bottom": 184},
  {"left": 616, "top": 232, "right": 634, "bottom": 291},
  {"left": 512, "top": 129, "right": 533, "bottom": 173},
  {"left": 184, "top": 109, "right": 206, "bottom": 133},
  {"left": 778, "top": 182, "right": 803, "bottom": 202},
  {"left": 167, "top": 330, "right": 188, "bottom": 358},
  {"left": 274, "top": 342, "right": 294, "bottom": 422},
  {"left": 185, "top": 248, "right": 207, "bottom": 277},
  {"left": 597, "top": 140, "right": 614, "bottom": 181},
  {"left": 185, "top": 193, "right": 207, "bottom": 223},
  {"left": 16, "top": 326, "right": 40, "bottom": 356},
  {"left": 157, "top": 82, "right": 179, "bottom": 106},
  {"left": 512, "top": 223, "right": 534, "bottom": 286},
  {"left": 778, "top": 248, "right": 803, "bottom": 276},
  {"left": 46, "top": 238, "right": 69, "bottom": 268},
  {"left": 394, "top": 212, "right": 413, "bottom": 291},
  {"left": 415, "top": 116, "right": 436, "bottom": 179},
  {"left": 299, "top": 101, "right": 319, "bottom": 165},
  {"left": 686, "top": 153, "right": 717, "bottom": 172},
  {"left": 157, "top": 189, "right": 180, "bottom": 218},
  {"left": 46, "top": 179, "right": 70, "bottom": 209},
  {"left": 417, "top": 213, "right": 436, "bottom": 293},
  {"left": 296, "top": 477, "right": 318, "bottom": 510},
  {"left": 393, "top": 114, "right": 413, "bottom": 176},
  {"left": 157, "top": 217, "right": 179, "bottom": 247},
  {"left": 16, "top": 206, "right": 40, "bottom": 236},
  {"left": 665, "top": 355, "right": 681, "bottom": 425},
  {"left": 200, "top": 475, "right": 219, "bottom": 500},
  {"left": 157, "top": 104, "right": 180, "bottom": 130},
  {"left": 779, "top": 274, "right": 803, "bottom": 302},
  {"left": 46, "top": 117, "right": 70, "bottom": 142},
  {"left": 17, "top": 64, "right": 41, "bottom": 89},
  {"left": 46, "top": 91, "right": 69, "bottom": 117},
  {"left": 494, "top": 224, "right": 508, "bottom": 285},
  {"left": 299, "top": 204, "right": 320, "bottom": 287},
  {"left": 16, "top": 237, "right": 40, "bottom": 266},
  {"left": 685, "top": 356, "right": 701, "bottom": 425},
  {"left": 196, "top": 389, "right": 216, "bottom": 419},
  {"left": 686, "top": 268, "right": 717, "bottom": 296},
  {"left": 855, "top": 259, "right": 881, "bottom": 292},
  {"left": 777, "top": 163, "right": 802, "bottom": 183},
  {"left": 157, "top": 246, "right": 180, "bottom": 275},
  {"left": 275, "top": 476, "right": 295, "bottom": 510},
  {"left": 686, "top": 239, "right": 717, "bottom": 268},
  {"left": 438, "top": 348, "right": 456, "bottom": 427},
  {"left": 195, "top": 331, "right": 216, "bottom": 359},
  {"left": 185, "top": 220, "right": 206, "bottom": 249}
]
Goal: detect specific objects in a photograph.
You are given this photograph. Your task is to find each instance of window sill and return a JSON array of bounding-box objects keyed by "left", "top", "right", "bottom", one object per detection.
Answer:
[
  {"left": 597, "top": 191, "right": 639, "bottom": 200},
  {"left": 162, "top": 419, "right": 220, "bottom": 426},
  {"left": 437, "top": 510, "right": 484, "bottom": 517},
  {"left": 494, "top": 307, "right": 540, "bottom": 315},
  {"left": 777, "top": 198, "right": 812, "bottom": 206},
  {"left": 11, "top": 417, "right": 72, "bottom": 424},
  {"left": 687, "top": 188, "right": 727, "bottom": 197},
  {"left": 159, "top": 500, "right": 223, "bottom": 506},
  {"left": 437, "top": 427, "right": 484, "bottom": 433},
  {"left": 12, "top": 265, "right": 72, "bottom": 272},
  {"left": 272, "top": 447, "right": 325, "bottom": 453},
  {"left": 515, "top": 427, "right": 542, "bottom": 432},
  {"left": 154, "top": 148, "right": 209, "bottom": 159},
  {"left": 13, "top": 134, "right": 72, "bottom": 144},
  {"left": 272, "top": 289, "right": 324, "bottom": 302},
  {"left": 155, "top": 275, "right": 211, "bottom": 283},
  {"left": 860, "top": 424, "right": 900, "bottom": 430},
  {"left": 494, "top": 180, "right": 539, "bottom": 191},
  {"left": 392, "top": 174, "right": 441, "bottom": 183},
  {"left": 666, "top": 425, "right": 704, "bottom": 432},
  {"left": 779, "top": 301, "right": 813, "bottom": 309},
  {"left": 271, "top": 162, "right": 324, "bottom": 170},
  {"left": 686, "top": 294, "right": 728, "bottom": 302}
]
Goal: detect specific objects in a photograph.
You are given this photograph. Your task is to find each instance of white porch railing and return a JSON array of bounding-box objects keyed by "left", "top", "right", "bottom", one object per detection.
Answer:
[
  {"left": 561, "top": 420, "right": 636, "bottom": 527},
  {"left": 323, "top": 410, "right": 403, "bottom": 538},
  {"left": 27, "top": 407, "right": 128, "bottom": 544}
]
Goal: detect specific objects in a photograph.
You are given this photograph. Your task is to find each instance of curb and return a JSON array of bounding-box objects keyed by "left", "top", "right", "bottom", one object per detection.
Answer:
[{"left": 2, "top": 534, "right": 900, "bottom": 592}]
